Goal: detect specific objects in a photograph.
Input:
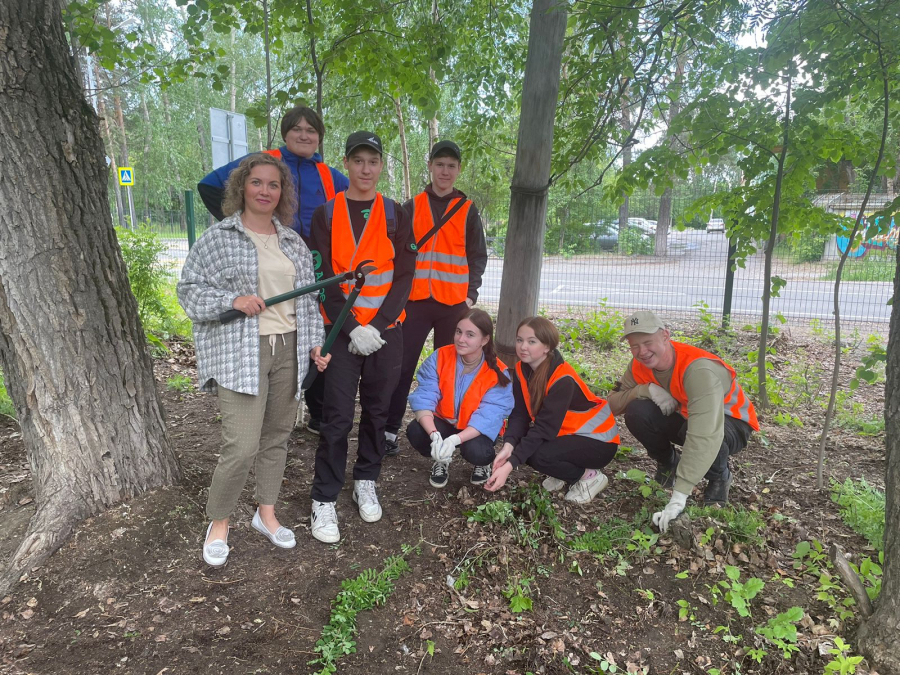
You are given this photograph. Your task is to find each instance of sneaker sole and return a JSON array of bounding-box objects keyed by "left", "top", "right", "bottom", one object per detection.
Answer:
[
  {"left": 352, "top": 492, "right": 383, "bottom": 522},
  {"left": 470, "top": 477, "right": 489, "bottom": 486},
  {"left": 429, "top": 478, "right": 449, "bottom": 488},
  {"left": 202, "top": 551, "right": 228, "bottom": 567},
  {"left": 311, "top": 528, "right": 340, "bottom": 544},
  {"left": 307, "top": 427, "right": 320, "bottom": 435}
]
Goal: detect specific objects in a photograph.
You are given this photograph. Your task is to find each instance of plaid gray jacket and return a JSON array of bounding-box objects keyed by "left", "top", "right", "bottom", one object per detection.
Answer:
[{"left": 177, "top": 212, "right": 325, "bottom": 397}]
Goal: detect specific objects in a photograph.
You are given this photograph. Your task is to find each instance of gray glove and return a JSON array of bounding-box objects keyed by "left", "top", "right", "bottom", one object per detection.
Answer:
[
  {"left": 429, "top": 431, "right": 444, "bottom": 459},
  {"left": 433, "top": 434, "right": 460, "bottom": 462},
  {"left": 648, "top": 383, "right": 679, "bottom": 416},
  {"left": 652, "top": 490, "right": 688, "bottom": 532},
  {"left": 349, "top": 325, "right": 386, "bottom": 356}
]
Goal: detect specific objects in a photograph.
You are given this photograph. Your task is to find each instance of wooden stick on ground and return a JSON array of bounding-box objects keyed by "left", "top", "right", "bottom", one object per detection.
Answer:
[{"left": 828, "top": 543, "right": 874, "bottom": 618}]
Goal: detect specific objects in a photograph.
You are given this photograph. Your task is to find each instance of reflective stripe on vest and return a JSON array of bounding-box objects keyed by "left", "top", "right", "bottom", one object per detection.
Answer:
[
  {"left": 629, "top": 341, "right": 760, "bottom": 431},
  {"left": 410, "top": 192, "right": 471, "bottom": 304},
  {"left": 515, "top": 361, "right": 620, "bottom": 443},
  {"left": 324, "top": 192, "right": 405, "bottom": 326},
  {"left": 264, "top": 148, "right": 335, "bottom": 200},
  {"left": 433, "top": 345, "right": 508, "bottom": 430}
]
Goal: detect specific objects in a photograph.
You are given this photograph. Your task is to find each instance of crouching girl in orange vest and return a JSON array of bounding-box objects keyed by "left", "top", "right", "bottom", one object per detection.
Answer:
[
  {"left": 406, "top": 309, "right": 514, "bottom": 489},
  {"left": 485, "top": 317, "right": 620, "bottom": 503}
]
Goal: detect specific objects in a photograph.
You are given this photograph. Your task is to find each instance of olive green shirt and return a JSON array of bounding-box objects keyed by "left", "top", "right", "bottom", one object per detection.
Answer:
[{"left": 609, "top": 357, "right": 734, "bottom": 495}]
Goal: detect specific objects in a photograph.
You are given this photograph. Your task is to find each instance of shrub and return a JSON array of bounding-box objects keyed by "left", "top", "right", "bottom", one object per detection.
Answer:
[
  {"left": 0, "top": 368, "right": 15, "bottom": 420},
  {"left": 619, "top": 226, "right": 654, "bottom": 255}
]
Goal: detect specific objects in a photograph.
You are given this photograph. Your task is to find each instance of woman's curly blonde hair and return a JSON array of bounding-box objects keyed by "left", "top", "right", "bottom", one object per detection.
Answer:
[{"left": 222, "top": 153, "right": 298, "bottom": 226}]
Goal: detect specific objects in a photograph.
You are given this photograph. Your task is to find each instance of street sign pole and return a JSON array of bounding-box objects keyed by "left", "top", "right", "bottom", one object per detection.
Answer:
[{"left": 126, "top": 185, "right": 137, "bottom": 229}]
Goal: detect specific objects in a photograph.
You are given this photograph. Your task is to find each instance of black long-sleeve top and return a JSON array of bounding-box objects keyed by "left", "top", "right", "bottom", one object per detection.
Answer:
[
  {"left": 402, "top": 184, "right": 488, "bottom": 302},
  {"left": 503, "top": 350, "right": 599, "bottom": 468},
  {"left": 309, "top": 195, "right": 416, "bottom": 336}
]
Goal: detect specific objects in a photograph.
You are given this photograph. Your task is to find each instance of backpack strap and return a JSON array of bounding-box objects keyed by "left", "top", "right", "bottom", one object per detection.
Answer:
[
  {"left": 383, "top": 197, "right": 396, "bottom": 238},
  {"left": 325, "top": 198, "right": 335, "bottom": 227}
]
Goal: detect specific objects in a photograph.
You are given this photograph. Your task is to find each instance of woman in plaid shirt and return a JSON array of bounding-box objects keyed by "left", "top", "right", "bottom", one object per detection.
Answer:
[{"left": 178, "top": 153, "right": 330, "bottom": 567}]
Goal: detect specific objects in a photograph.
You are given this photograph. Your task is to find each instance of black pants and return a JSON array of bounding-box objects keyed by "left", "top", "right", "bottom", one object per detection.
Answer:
[
  {"left": 524, "top": 436, "right": 618, "bottom": 482},
  {"left": 406, "top": 418, "right": 496, "bottom": 466},
  {"left": 623, "top": 398, "right": 752, "bottom": 480},
  {"left": 311, "top": 327, "right": 404, "bottom": 502},
  {"left": 385, "top": 299, "right": 469, "bottom": 434}
]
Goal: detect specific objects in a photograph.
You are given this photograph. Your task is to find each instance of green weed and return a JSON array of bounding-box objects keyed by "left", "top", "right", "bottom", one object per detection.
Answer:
[
  {"left": 684, "top": 504, "right": 766, "bottom": 546},
  {"left": 831, "top": 392, "right": 884, "bottom": 436},
  {"left": 831, "top": 478, "right": 885, "bottom": 552},
  {"left": 569, "top": 518, "right": 632, "bottom": 557},
  {"left": 709, "top": 565, "right": 764, "bottom": 617},
  {"left": 503, "top": 576, "right": 534, "bottom": 613},
  {"left": 0, "top": 369, "right": 15, "bottom": 420},
  {"left": 166, "top": 374, "right": 194, "bottom": 393},
  {"left": 466, "top": 501, "right": 514, "bottom": 525},
  {"left": 824, "top": 637, "right": 865, "bottom": 674},
  {"left": 755, "top": 606, "right": 803, "bottom": 658}
]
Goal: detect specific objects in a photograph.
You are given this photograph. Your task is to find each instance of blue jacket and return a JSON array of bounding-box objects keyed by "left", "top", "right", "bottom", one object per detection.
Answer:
[
  {"left": 197, "top": 146, "right": 349, "bottom": 239},
  {"left": 409, "top": 351, "right": 514, "bottom": 441}
]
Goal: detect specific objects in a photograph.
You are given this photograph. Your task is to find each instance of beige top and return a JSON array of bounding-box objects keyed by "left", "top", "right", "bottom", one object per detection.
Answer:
[
  {"left": 609, "top": 356, "right": 734, "bottom": 495},
  {"left": 248, "top": 231, "right": 297, "bottom": 335}
]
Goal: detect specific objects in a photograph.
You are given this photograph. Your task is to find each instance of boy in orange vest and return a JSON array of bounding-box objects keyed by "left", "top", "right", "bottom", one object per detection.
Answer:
[
  {"left": 307, "top": 132, "right": 416, "bottom": 543},
  {"left": 383, "top": 140, "right": 489, "bottom": 456},
  {"left": 608, "top": 311, "right": 758, "bottom": 532}
]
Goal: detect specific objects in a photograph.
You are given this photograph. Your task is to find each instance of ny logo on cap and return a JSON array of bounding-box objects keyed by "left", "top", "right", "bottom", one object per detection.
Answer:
[
  {"left": 631, "top": 317, "right": 640, "bottom": 325},
  {"left": 368, "top": 137, "right": 379, "bottom": 146}
]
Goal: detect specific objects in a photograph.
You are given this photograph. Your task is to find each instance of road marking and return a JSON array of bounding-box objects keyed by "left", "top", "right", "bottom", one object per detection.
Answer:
[{"left": 551, "top": 284, "right": 565, "bottom": 294}]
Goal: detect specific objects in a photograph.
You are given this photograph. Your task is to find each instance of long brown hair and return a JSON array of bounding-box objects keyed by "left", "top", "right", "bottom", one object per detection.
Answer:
[
  {"left": 517, "top": 316, "right": 559, "bottom": 415},
  {"left": 222, "top": 153, "right": 298, "bottom": 226},
  {"left": 460, "top": 309, "right": 510, "bottom": 387}
]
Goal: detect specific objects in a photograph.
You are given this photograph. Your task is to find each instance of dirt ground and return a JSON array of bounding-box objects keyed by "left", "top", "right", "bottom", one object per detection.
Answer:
[{"left": 0, "top": 327, "right": 887, "bottom": 675}]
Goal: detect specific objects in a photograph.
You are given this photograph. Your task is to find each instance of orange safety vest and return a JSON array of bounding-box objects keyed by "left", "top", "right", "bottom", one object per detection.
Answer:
[
  {"left": 410, "top": 192, "right": 471, "bottom": 304},
  {"left": 630, "top": 341, "right": 760, "bottom": 431},
  {"left": 433, "top": 345, "right": 507, "bottom": 429},
  {"left": 264, "top": 148, "right": 336, "bottom": 200},
  {"left": 324, "top": 192, "right": 405, "bottom": 327},
  {"left": 515, "top": 361, "right": 620, "bottom": 443}
]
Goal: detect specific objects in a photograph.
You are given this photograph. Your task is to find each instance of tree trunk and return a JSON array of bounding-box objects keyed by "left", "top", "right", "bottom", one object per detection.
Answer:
[
  {"left": 96, "top": 66, "right": 126, "bottom": 230},
  {"left": 393, "top": 96, "right": 413, "bottom": 201},
  {"left": 618, "top": 96, "right": 632, "bottom": 233},
  {"left": 495, "top": 0, "right": 568, "bottom": 359},
  {"left": 655, "top": 52, "right": 687, "bottom": 257},
  {"left": 0, "top": 0, "right": 181, "bottom": 596},
  {"left": 229, "top": 28, "right": 237, "bottom": 113},
  {"left": 427, "top": 0, "right": 440, "bottom": 148},
  {"left": 141, "top": 91, "right": 152, "bottom": 222},
  {"left": 856, "top": 236, "right": 900, "bottom": 671}
]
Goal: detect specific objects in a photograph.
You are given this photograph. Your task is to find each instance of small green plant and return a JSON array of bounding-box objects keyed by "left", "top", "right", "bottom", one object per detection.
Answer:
[
  {"left": 824, "top": 637, "right": 865, "bottom": 674},
  {"left": 503, "top": 576, "right": 534, "bottom": 613},
  {"left": 851, "top": 334, "right": 887, "bottom": 389},
  {"left": 570, "top": 518, "right": 632, "bottom": 557},
  {"left": 772, "top": 411, "right": 803, "bottom": 427},
  {"left": 588, "top": 651, "right": 620, "bottom": 673},
  {"left": 676, "top": 599, "right": 696, "bottom": 621},
  {"left": 166, "top": 373, "right": 194, "bottom": 393},
  {"left": 831, "top": 478, "right": 885, "bottom": 551},
  {"left": 0, "top": 369, "right": 15, "bottom": 420},
  {"left": 625, "top": 529, "right": 659, "bottom": 560},
  {"left": 709, "top": 565, "right": 764, "bottom": 617},
  {"left": 831, "top": 391, "right": 884, "bottom": 436},
  {"left": 755, "top": 606, "right": 803, "bottom": 658},
  {"left": 684, "top": 504, "right": 766, "bottom": 546},
  {"left": 309, "top": 555, "right": 410, "bottom": 675},
  {"left": 466, "top": 500, "right": 514, "bottom": 525}
]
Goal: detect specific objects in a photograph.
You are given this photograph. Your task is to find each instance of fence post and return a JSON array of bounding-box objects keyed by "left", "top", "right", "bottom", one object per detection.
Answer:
[
  {"left": 722, "top": 236, "right": 737, "bottom": 329},
  {"left": 185, "top": 190, "right": 196, "bottom": 250}
]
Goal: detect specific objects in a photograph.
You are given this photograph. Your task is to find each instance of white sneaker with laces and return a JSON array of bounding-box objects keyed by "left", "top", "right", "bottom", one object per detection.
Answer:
[
  {"left": 542, "top": 476, "right": 566, "bottom": 492},
  {"left": 352, "top": 480, "right": 383, "bottom": 523},
  {"left": 564, "top": 471, "right": 609, "bottom": 504},
  {"left": 311, "top": 500, "right": 340, "bottom": 543}
]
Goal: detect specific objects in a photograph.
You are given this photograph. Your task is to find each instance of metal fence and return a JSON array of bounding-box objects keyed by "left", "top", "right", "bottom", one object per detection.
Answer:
[{"left": 139, "top": 188, "right": 897, "bottom": 328}]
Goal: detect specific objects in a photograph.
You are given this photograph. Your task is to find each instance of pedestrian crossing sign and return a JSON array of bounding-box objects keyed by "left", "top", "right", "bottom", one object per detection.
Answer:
[{"left": 118, "top": 167, "right": 134, "bottom": 186}]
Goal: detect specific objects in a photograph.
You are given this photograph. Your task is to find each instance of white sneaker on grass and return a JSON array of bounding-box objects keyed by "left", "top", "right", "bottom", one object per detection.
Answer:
[
  {"left": 352, "top": 480, "right": 383, "bottom": 522},
  {"left": 311, "top": 500, "right": 340, "bottom": 543},
  {"left": 542, "top": 476, "right": 566, "bottom": 492},
  {"left": 564, "top": 471, "right": 609, "bottom": 504}
]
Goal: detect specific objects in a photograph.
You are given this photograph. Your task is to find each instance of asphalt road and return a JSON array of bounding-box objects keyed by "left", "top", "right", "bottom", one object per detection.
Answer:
[{"left": 164, "top": 231, "right": 893, "bottom": 323}]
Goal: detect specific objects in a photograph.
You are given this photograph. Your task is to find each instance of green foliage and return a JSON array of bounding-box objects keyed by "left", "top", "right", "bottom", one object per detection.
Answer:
[
  {"left": 618, "top": 226, "right": 654, "bottom": 255},
  {"left": 166, "top": 374, "right": 194, "bottom": 393},
  {"left": 684, "top": 505, "right": 765, "bottom": 546},
  {"left": 851, "top": 335, "right": 887, "bottom": 390},
  {"left": 755, "top": 606, "right": 803, "bottom": 658},
  {"left": 466, "top": 501, "right": 514, "bottom": 525},
  {"left": 569, "top": 519, "right": 632, "bottom": 557},
  {"left": 788, "top": 232, "right": 828, "bottom": 262},
  {"left": 0, "top": 369, "right": 15, "bottom": 420},
  {"left": 824, "top": 637, "right": 865, "bottom": 674},
  {"left": 709, "top": 565, "right": 764, "bottom": 617},
  {"left": 503, "top": 576, "right": 534, "bottom": 613},
  {"left": 830, "top": 478, "right": 885, "bottom": 552},
  {"left": 309, "top": 555, "right": 410, "bottom": 675},
  {"left": 831, "top": 391, "right": 884, "bottom": 436}
]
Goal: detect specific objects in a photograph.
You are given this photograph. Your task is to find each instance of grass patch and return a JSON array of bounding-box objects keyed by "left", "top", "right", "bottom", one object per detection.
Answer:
[
  {"left": 820, "top": 255, "right": 896, "bottom": 282},
  {"left": 570, "top": 518, "right": 633, "bottom": 556},
  {"left": 831, "top": 478, "right": 885, "bottom": 552},
  {"left": 684, "top": 504, "right": 766, "bottom": 546},
  {"left": 310, "top": 554, "right": 410, "bottom": 675},
  {"left": 0, "top": 368, "right": 15, "bottom": 420}
]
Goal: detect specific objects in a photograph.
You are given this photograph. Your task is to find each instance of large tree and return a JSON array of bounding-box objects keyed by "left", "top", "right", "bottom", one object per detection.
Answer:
[{"left": 0, "top": 0, "right": 181, "bottom": 594}]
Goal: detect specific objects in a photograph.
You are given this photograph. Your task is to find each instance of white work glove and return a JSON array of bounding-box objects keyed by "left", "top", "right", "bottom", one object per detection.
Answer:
[
  {"left": 648, "top": 383, "right": 679, "bottom": 416},
  {"left": 429, "top": 431, "right": 444, "bottom": 459},
  {"left": 348, "top": 325, "right": 386, "bottom": 356},
  {"left": 652, "top": 490, "right": 689, "bottom": 533},
  {"left": 433, "top": 434, "right": 461, "bottom": 463}
]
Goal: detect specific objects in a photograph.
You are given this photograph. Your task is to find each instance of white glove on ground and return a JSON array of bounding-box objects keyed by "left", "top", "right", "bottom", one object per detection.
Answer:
[
  {"left": 349, "top": 325, "right": 386, "bottom": 356},
  {"left": 429, "top": 431, "right": 444, "bottom": 459},
  {"left": 648, "top": 383, "right": 679, "bottom": 416},
  {"left": 433, "top": 434, "right": 461, "bottom": 463},
  {"left": 652, "top": 490, "right": 689, "bottom": 532}
]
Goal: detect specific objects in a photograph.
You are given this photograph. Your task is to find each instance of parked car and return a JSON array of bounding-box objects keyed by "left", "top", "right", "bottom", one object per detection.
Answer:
[
  {"left": 707, "top": 217, "right": 725, "bottom": 233},
  {"left": 587, "top": 219, "right": 652, "bottom": 251}
]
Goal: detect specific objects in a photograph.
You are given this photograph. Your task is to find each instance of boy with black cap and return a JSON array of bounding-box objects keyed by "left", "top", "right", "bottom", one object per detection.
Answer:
[
  {"left": 307, "top": 131, "right": 416, "bottom": 543},
  {"left": 383, "top": 140, "right": 489, "bottom": 476}
]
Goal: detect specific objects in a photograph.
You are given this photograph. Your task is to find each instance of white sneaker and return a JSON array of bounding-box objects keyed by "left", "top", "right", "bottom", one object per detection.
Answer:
[
  {"left": 565, "top": 471, "right": 609, "bottom": 504},
  {"left": 352, "top": 480, "right": 383, "bottom": 523},
  {"left": 311, "top": 500, "right": 340, "bottom": 543},
  {"left": 542, "top": 476, "right": 566, "bottom": 492}
]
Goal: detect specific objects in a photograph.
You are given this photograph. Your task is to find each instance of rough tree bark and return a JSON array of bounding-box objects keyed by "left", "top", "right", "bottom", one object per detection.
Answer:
[
  {"left": 393, "top": 96, "right": 413, "bottom": 202},
  {"left": 617, "top": 95, "right": 632, "bottom": 233},
  {"left": 856, "top": 239, "right": 900, "bottom": 672},
  {"left": 0, "top": 0, "right": 181, "bottom": 595},
  {"left": 495, "top": 0, "right": 568, "bottom": 358},
  {"left": 427, "top": 0, "right": 440, "bottom": 148}
]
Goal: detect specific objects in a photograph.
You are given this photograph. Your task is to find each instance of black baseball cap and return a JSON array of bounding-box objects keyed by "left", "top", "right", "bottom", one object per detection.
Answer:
[
  {"left": 345, "top": 131, "right": 383, "bottom": 157},
  {"left": 429, "top": 140, "right": 462, "bottom": 161}
]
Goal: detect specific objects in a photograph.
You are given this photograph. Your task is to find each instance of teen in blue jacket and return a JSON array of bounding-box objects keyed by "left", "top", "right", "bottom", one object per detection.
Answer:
[{"left": 197, "top": 106, "right": 349, "bottom": 243}]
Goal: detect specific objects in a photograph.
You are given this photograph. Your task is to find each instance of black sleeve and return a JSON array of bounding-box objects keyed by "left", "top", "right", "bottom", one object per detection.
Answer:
[
  {"left": 370, "top": 201, "right": 416, "bottom": 334},
  {"left": 509, "top": 377, "right": 576, "bottom": 469},
  {"left": 465, "top": 203, "right": 488, "bottom": 302},
  {"left": 402, "top": 198, "right": 415, "bottom": 223},
  {"left": 197, "top": 182, "right": 226, "bottom": 222},
  {"left": 502, "top": 375, "right": 531, "bottom": 447},
  {"left": 310, "top": 204, "right": 362, "bottom": 336}
]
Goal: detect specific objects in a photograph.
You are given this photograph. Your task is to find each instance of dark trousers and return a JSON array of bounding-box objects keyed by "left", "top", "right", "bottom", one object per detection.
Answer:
[
  {"left": 385, "top": 299, "right": 469, "bottom": 434},
  {"left": 623, "top": 398, "right": 752, "bottom": 480},
  {"left": 524, "top": 436, "right": 618, "bottom": 482},
  {"left": 304, "top": 362, "right": 326, "bottom": 422},
  {"left": 311, "top": 327, "right": 404, "bottom": 502},
  {"left": 406, "top": 418, "right": 496, "bottom": 466}
]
